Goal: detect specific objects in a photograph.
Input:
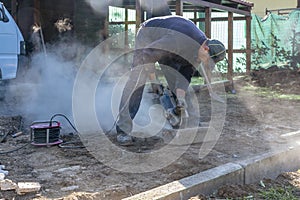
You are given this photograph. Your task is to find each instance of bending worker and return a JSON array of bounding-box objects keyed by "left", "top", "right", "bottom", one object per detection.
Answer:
[{"left": 115, "top": 15, "right": 226, "bottom": 146}]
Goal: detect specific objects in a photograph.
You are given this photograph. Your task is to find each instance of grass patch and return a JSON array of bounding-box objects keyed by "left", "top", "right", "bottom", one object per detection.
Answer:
[
  {"left": 242, "top": 85, "right": 300, "bottom": 101},
  {"left": 190, "top": 77, "right": 205, "bottom": 85},
  {"left": 259, "top": 186, "right": 298, "bottom": 200}
]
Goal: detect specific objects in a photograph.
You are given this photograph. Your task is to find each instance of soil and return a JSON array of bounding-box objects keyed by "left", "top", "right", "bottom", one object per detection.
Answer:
[
  {"left": 0, "top": 67, "right": 300, "bottom": 200},
  {"left": 190, "top": 171, "right": 300, "bottom": 199},
  {"left": 250, "top": 66, "right": 300, "bottom": 95}
]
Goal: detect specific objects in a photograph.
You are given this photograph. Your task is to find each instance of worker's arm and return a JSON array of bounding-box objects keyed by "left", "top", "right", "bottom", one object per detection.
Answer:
[{"left": 197, "top": 40, "right": 214, "bottom": 83}]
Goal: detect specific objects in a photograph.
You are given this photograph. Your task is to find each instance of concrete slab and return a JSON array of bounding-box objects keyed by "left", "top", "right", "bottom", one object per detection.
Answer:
[
  {"left": 236, "top": 145, "right": 300, "bottom": 184},
  {"left": 161, "top": 122, "right": 211, "bottom": 146},
  {"left": 123, "top": 163, "right": 243, "bottom": 200},
  {"left": 280, "top": 130, "right": 300, "bottom": 138},
  {"left": 162, "top": 127, "right": 209, "bottom": 145},
  {"left": 192, "top": 80, "right": 230, "bottom": 92}
]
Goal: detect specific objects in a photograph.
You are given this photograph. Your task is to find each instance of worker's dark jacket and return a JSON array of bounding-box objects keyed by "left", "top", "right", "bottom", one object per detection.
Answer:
[{"left": 134, "top": 15, "right": 207, "bottom": 90}]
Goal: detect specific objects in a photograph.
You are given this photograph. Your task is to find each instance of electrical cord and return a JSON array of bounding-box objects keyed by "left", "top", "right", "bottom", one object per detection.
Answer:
[
  {"left": 0, "top": 142, "right": 30, "bottom": 155},
  {"left": 0, "top": 132, "right": 9, "bottom": 143},
  {"left": 58, "top": 141, "right": 85, "bottom": 149},
  {"left": 49, "top": 114, "right": 86, "bottom": 149},
  {"left": 0, "top": 113, "right": 79, "bottom": 154},
  {"left": 49, "top": 113, "right": 78, "bottom": 133}
]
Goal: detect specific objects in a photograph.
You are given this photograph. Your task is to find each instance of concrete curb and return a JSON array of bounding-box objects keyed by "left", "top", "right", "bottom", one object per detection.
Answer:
[
  {"left": 123, "top": 144, "right": 300, "bottom": 200},
  {"left": 236, "top": 145, "right": 300, "bottom": 184}
]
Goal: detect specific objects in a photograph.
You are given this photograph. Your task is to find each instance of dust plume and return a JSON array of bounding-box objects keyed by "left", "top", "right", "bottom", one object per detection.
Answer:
[
  {"left": 4, "top": 36, "right": 157, "bottom": 135},
  {"left": 5, "top": 39, "right": 87, "bottom": 131},
  {"left": 84, "top": 0, "right": 121, "bottom": 15},
  {"left": 85, "top": 0, "right": 171, "bottom": 17}
]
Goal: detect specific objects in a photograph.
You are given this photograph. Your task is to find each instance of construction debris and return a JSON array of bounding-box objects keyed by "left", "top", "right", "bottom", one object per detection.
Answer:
[
  {"left": 16, "top": 182, "right": 41, "bottom": 195},
  {"left": 60, "top": 185, "right": 79, "bottom": 192},
  {"left": 0, "top": 179, "right": 41, "bottom": 195},
  {"left": 12, "top": 131, "right": 23, "bottom": 138},
  {"left": 0, "top": 179, "right": 17, "bottom": 191}
]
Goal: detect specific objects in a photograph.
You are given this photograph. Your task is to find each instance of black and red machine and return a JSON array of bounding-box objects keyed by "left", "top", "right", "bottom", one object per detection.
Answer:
[{"left": 30, "top": 120, "right": 62, "bottom": 146}]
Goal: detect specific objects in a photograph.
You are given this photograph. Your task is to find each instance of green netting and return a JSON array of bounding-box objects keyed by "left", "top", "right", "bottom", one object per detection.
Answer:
[{"left": 251, "top": 10, "right": 300, "bottom": 69}]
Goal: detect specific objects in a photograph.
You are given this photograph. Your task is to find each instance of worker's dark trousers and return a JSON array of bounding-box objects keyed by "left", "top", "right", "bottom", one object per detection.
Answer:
[{"left": 116, "top": 26, "right": 194, "bottom": 135}]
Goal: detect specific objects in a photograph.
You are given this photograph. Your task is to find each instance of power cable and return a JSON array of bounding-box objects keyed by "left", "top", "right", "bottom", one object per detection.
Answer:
[
  {"left": 49, "top": 113, "right": 78, "bottom": 133},
  {"left": 0, "top": 113, "right": 79, "bottom": 154},
  {"left": 0, "top": 143, "right": 30, "bottom": 155}
]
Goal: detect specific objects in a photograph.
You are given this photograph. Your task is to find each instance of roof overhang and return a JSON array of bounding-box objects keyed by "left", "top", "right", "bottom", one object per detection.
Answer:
[
  {"left": 112, "top": 0, "right": 254, "bottom": 16},
  {"left": 169, "top": 0, "right": 253, "bottom": 16}
]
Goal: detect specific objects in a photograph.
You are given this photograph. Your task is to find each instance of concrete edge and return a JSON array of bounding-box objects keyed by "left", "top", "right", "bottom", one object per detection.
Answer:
[
  {"left": 236, "top": 145, "right": 300, "bottom": 184},
  {"left": 123, "top": 163, "right": 243, "bottom": 200},
  {"left": 123, "top": 144, "right": 300, "bottom": 200}
]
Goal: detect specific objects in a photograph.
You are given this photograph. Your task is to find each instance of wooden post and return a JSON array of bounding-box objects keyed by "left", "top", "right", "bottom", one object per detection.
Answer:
[
  {"left": 102, "top": 13, "right": 109, "bottom": 53},
  {"left": 11, "top": 0, "right": 17, "bottom": 20},
  {"left": 193, "top": 7, "right": 197, "bottom": 24},
  {"left": 136, "top": 0, "right": 142, "bottom": 30},
  {"left": 176, "top": 0, "right": 183, "bottom": 16},
  {"left": 34, "top": 0, "right": 40, "bottom": 25},
  {"left": 246, "top": 15, "right": 251, "bottom": 74},
  {"left": 298, "top": 0, "right": 300, "bottom": 8},
  {"left": 205, "top": 7, "right": 211, "bottom": 38},
  {"left": 227, "top": 12, "right": 234, "bottom": 89},
  {"left": 125, "top": 7, "right": 129, "bottom": 48}
]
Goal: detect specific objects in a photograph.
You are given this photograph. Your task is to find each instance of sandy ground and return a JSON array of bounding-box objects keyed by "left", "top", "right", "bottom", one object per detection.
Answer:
[{"left": 0, "top": 67, "right": 300, "bottom": 199}]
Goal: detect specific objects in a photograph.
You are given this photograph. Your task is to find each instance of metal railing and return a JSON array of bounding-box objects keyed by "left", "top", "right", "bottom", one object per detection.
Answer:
[{"left": 266, "top": 8, "right": 300, "bottom": 16}]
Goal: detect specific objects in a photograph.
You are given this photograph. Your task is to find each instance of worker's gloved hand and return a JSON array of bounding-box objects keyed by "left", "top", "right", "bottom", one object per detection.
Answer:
[
  {"left": 166, "top": 108, "right": 181, "bottom": 128},
  {"left": 175, "top": 97, "right": 189, "bottom": 118},
  {"left": 165, "top": 97, "right": 189, "bottom": 128},
  {"left": 176, "top": 97, "right": 187, "bottom": 108}
]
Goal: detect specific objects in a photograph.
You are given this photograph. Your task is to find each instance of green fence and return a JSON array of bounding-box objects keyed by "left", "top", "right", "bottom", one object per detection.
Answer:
[{"left": 251, "top": 10, "right": 300, "bottom": 70}]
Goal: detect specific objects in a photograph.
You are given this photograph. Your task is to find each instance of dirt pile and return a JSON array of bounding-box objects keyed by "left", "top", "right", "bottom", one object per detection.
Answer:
[
  {"left": 251, "top": 67, "right": 300, "bottom": 94},
  {"left": 0, "top": 116, "right": 23, "bottom": 143},
  {"left": 0, "top": 116, "right": 22, "bottom": 136}
]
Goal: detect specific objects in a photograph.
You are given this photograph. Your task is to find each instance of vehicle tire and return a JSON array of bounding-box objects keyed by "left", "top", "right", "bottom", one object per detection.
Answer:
[{"left": 0, "top": 80, "right": 7, "bottom": 101}]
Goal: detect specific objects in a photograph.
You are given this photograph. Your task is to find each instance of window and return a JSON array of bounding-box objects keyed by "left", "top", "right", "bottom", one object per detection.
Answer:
[{"left": 108, "top": 6, "right": 136, "bottom": 49}]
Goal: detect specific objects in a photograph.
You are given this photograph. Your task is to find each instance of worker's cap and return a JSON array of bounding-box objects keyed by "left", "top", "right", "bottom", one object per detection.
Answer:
[{"left": 207, "top": 39, "right": 226, "bottom": 63}]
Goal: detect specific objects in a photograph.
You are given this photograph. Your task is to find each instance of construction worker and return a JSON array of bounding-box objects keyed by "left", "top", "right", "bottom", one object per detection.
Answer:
[{"left": 115, "top": 15, "right": 226, "bottom": 146}]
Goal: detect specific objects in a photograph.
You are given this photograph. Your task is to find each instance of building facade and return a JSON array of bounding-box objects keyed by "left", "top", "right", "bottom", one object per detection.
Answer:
[{"left": 251, "top": 0, "right": 298, "bottom": 17}]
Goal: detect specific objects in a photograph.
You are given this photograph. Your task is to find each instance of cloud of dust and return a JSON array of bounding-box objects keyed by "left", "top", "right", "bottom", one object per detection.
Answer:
[
  {"left": 8, "top": 43, "right": 124, "bottom": 134},
  {"left": 6, "top": 41, "right": 84, "bottom": 130},
  {"left": 5, "top": 35, "right": 157, "bottom": 135},
  {"left": 84, "top": 0, "right": 122, "bottom": 15},
  {"left": 85, "top": 0, "right": 171, "bottom": 17}
]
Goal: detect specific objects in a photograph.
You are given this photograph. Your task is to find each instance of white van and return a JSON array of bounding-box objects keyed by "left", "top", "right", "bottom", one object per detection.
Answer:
[{"left": 0, "top": 2, "right": 25, "bottom": 99}]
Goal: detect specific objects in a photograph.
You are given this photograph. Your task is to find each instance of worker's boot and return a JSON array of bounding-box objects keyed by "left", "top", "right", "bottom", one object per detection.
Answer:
[
  {"left": 116, "top": 126, "right": 134, "bottom": 146},
  {"left": 116, "top": 133, "right": 133, "bottom": 146}
]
